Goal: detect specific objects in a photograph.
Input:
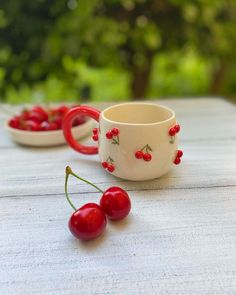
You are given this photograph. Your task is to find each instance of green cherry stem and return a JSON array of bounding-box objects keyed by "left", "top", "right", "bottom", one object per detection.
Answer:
[
  {"left": 66, "top": 166, "right": 104, "bottom": 193},
  {"left": 65, "top": 169, "right": 77, "bottom": 211},
  {"left": 65, "top": 166, "right": 104, "bottom": 211}
]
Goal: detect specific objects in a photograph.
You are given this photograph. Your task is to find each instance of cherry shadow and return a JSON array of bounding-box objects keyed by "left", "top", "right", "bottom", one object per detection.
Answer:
[
  {"left": 70, "top": 230, "right": 108, "bottom": 250},
  {"left": 108, "top": 214, "right": 133, "bottom": 232}
]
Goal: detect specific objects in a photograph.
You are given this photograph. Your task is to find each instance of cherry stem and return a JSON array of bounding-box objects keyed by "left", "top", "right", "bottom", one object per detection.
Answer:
[
  {"left": 112, "top": 137, "right": 119, "bottom": 144},
  {"left": 65, "top": 170, "right": 77, "bottom": 211},
  {"left": 65, "top": 166, "right": 104, "bottom": 211}
]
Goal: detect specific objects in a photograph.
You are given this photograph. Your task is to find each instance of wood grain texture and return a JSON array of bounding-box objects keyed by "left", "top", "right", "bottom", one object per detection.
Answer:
[{"left": 0, "top": 98, "right": 236, "bottom": 295}]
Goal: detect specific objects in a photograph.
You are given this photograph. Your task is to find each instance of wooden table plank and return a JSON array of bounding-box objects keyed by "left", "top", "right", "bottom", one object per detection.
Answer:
[{"left": 0, "top": 98, "right": 236, "bottom": 295}]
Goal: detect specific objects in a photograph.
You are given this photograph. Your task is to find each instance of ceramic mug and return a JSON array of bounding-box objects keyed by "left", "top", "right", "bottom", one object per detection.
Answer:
[{"left": 62, "top": 102, "right": 182, "bottom": 181}]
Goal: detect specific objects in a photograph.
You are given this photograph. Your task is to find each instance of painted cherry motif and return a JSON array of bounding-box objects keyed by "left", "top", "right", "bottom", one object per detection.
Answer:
[
  {"left": 106, "top": 127, "right": 120, "bottom": 145},
  {"left": 135, "top": 144, "right": 153, "bottom": 162},
  {"left": 169, "top": 124, "right": 181, "bottom": 144},
  {"left": 102, "top": 156, "right": 115, "bottom": 172},
  {"left": 174, "top": 149, "right": 183, "bottom": 165},
  {"left": 65, "top": 166, "right": 131, "bottom": 240},
  {"left": 92, "top": 127, "right": 99, "bottom": 141}
]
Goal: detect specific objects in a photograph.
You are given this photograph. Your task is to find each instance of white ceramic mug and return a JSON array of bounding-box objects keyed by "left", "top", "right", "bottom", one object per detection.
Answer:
[{"left": 63, "top": 102, "right": 182, "bottom": 181}]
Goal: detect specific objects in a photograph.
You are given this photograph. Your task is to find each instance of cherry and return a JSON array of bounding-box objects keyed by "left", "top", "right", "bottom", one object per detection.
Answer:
[
  {"left": 174, "top": 124, "right": 180, "bottom": 133},
  {"left": 69, "top": 203, "right": 107, "bottom": 241},
  {"left": 56, "top": 105, "right": 69, "bottom": 116},
  {"left": 25, "top": 120, "right": 41, "bottom": 131},
  {"left": 143, "top": 153, "right": 152, "bottom": 161},
  {"left": 65, "top": 166, "right": 107, "bottom": 241},
  {"left": 72, "top": 116, "right": 86, "bottom": 126},
  {"left": 30, "top": 106, "right": 48, "bottom": 122},
  {"left": 28, "top": 111, "right": 47, "bottom": 124},
  {"left": 52, "top": 116, "right": 63, "bottom": 129},
  {"left": 111, "top": 128, "right": 119, "bottom": 136},
  {"left": 40, "top": 121, "right": 58, "bottom": 131},
  {"left": 174, "top": 157, "right": 181, "bottom": 165},
  {"left": 100, "top": 187, "right": 131, "bottom": 220},
  {"left": 169, "top": 127, "right": 176, "bottom": 136},
  {"left": 21, "top": 109, "right": 30, "bottom": 120},
  {"left": 135, "top": 150, "right": 143, "bottom": 159},
  {"left": 102, "top": 162, "right": 108, "bottom": 168},
  {"left": 106, "top": 131, "right": 113, "bottom": 139},
  {"left": 92, "top": 134, "right": 98, "bottom": 141},
  {"left": 107, "top": 164, "right": 115, "bottom": 172},
  {"left": 177, "top": 150, "right": 183, "bottom": 158},
  {"left": 93, "top": 128, "right": 98, "bottom": 135},
  {"left": 9, "top": 116, "right": 21, "bottom": 129}
]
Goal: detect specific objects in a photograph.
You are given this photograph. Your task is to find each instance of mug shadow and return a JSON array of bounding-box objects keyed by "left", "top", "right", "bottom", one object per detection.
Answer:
[{"left": 114, "top": 169, "right": 177, "bottom": 195}]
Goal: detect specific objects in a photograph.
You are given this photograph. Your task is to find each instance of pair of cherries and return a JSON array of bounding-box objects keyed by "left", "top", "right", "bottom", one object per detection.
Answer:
[
  {"left": 169, "top": 124, "right": 180, "bottom": 136},
  {"left": 106, "top": 127, "right": 119, "bottom": 139},
  {"left": 135, "top": 144, "right": 153, "bottom": 162},
  {"left": 65, "top": 166, "right": 131, "bottom": 241},
  {"left": 174, "top": 150, "right": 183, "bottom": 165}
]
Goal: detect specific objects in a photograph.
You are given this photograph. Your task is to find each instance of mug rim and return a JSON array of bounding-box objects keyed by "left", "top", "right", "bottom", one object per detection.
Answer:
[{"left": 101, "top": 102, "right": 175, "bottom": 126}]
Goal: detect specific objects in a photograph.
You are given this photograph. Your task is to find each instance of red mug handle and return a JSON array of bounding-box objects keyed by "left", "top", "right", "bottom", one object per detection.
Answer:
[{"left": 62, "top": 105, "right": 100, "bottom": 155}]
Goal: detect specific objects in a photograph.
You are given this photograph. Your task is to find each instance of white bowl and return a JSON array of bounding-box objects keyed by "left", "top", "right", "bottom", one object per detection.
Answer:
[{"left": 5, "top": 119, "right": 94, "bottom": 147}]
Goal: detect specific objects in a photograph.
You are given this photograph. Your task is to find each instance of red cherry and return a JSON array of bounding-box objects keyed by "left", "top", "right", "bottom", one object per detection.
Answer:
[
  {"left": 174, "top": 157, "right": 181, "bottom": 165},
  {"left": 107, "top": 164, "right": 115, "bottom": 172},
  {"left": 40, "top": 121, "right": 58, "bottom": 131},
  {"left": 21, "top": 110, "right": 30, "bottom": 120},
  {"left": 30, "top": 106, "right": 48, "bottom": 121},
  {"left": 25, "top": 120, "right": 41, "bottom": 131},
  {"left": 69, "top": 203, "right": 107, "bottom": 241},
  {"left": 111, "top": 128, "right": 119, "bottom": 136},
  {"left": 93, "top": 128, "right": 98, "bottom": 135},
  {"left": 135, "top": 150, "right": 143, "bottom": 159},
  {"left": 92, "top": 134, "right": 98, "bottom": 141},
  {"left": 28, "top": 111, "right": 48, "bottom": 123},
  {"left": 102, "top": 162, "right": 108, "bottom": 168},
  {"left": 174, "top": 124, "right": 180, "bottom": 133},
  {"left": 52, "top": 116, "right": 63, "bottom": 129},
  {"left": 177, "top": 150, "right": 183, "bottom": 158},
  {"left": 72, "top": 116, "right": 86, "bottom": 126},
  {"left": 106, "top": 131, "right": 113, "bottom": 139},
  {"left": 143, "top": 153, "right": 152, "bottom": 161},
  {"left": 31, "top": 106, "right": 46, "bottom": 114},
  {"left": 100, "top": 187, "right": 131, "bottom": 220},
  {"left": 169, "top": 127, "right": 176, "bottom": 136},
  {"left": 9, "top": 116, "right": 21, "bottom": 129},
  {"left": 56, "top": 105, "right": 70, "bottom": 116}
]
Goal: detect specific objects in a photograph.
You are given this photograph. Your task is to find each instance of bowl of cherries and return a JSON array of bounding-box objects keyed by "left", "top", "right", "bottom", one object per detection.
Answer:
[{"left": 6, "top": 105, "right": 94, "bottom": 147}]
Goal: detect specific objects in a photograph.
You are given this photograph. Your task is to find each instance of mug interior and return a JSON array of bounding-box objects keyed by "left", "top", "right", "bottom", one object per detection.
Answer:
[{"left": 102, "top": 103, "right": 174, "bottom": 125}]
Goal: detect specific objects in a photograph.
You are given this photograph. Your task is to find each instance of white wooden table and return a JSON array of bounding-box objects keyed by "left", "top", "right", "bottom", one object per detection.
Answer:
[{"left": 1, "top": 98, "right": 236, "bottom": 295}]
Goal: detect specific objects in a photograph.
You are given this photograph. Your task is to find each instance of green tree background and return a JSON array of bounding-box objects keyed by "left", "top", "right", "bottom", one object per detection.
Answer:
[{"left": 0, "top": 0, "right": 235, "bottom": 103}]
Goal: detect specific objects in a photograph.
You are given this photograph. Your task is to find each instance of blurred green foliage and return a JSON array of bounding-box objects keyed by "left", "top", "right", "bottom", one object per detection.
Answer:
[{"left": 0, "top": 0, "right": 235, "bottom": 103}]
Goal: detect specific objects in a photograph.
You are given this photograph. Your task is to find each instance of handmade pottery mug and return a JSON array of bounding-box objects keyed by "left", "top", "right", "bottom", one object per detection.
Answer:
[{"left": 63, "top": 102, "right": 182, "bottom": 181}]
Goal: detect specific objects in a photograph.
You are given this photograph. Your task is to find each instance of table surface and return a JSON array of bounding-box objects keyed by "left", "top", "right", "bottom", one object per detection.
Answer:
[{"left": 1, "top": 98, "right": 236, "bottom": 295}]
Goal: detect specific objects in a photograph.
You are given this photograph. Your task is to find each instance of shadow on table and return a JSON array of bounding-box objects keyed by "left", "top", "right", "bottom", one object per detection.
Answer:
[{"left": 69, "top": 216, "right": 133, "bottom": 250}]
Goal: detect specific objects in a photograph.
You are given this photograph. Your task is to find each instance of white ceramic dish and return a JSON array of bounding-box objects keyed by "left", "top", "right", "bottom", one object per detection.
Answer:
[{"left": 5, "top": 119, "right": 94, "bottom": 147}]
